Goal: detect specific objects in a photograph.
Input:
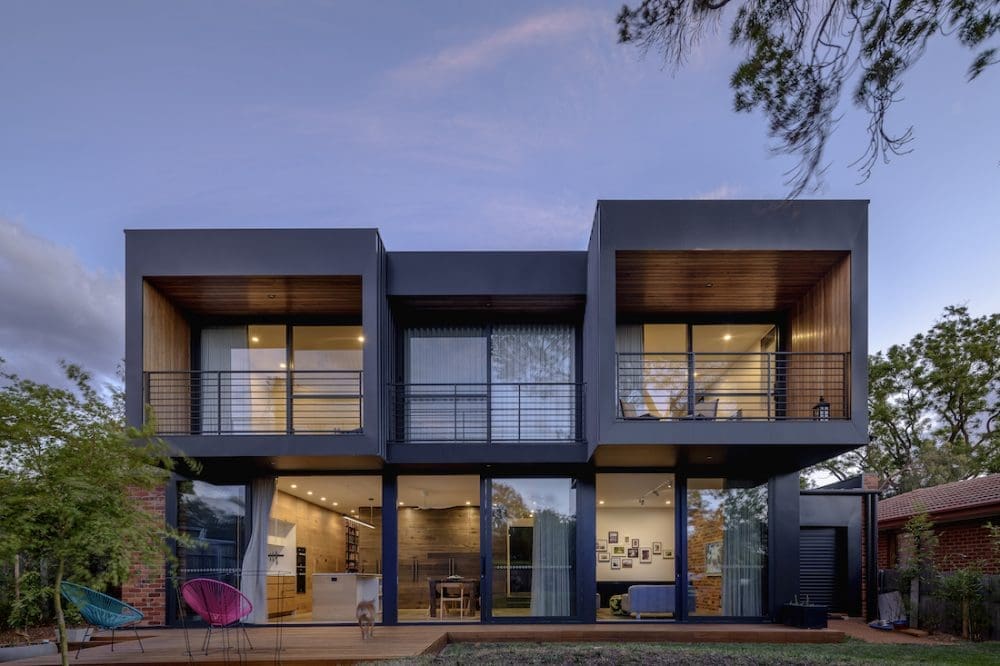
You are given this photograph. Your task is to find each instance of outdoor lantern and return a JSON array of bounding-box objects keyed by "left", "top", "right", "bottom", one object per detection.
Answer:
[{"left": 813, "top": 396, "right": 830, "bottom": 421}]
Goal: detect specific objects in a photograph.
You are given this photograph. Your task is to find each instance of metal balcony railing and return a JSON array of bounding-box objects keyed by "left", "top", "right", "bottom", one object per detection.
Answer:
[
  {"left": 616, "top": 352, "right": 849, "bottom": 421},
  {"left": 389, "top": 382, "right": 584, "bottom": 443},
  {"left": 143, "top": 370, "right": 363, "bottom": 435}
]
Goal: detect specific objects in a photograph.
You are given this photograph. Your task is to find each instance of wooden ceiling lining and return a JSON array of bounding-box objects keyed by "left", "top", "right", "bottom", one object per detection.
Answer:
[
  {"left": 145, "top": 276, "right": 362, "bottom": 316},
  {"left": 616, "top": 250, "right": 849, "bottom": 314}
]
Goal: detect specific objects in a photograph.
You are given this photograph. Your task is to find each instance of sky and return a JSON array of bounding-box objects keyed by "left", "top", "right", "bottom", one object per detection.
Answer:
[{"left": 1, "top": 0, "right": 998, "bottom": 386}]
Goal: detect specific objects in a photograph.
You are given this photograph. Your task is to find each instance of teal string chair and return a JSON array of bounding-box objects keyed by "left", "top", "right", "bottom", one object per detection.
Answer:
[{"left": 60, "top": 582, "right": 145, "bottom": 659}]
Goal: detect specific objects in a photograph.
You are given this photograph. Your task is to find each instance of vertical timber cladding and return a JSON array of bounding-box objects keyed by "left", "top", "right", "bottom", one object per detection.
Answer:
[
  {"left": 787, "top": 255, "right": 851, "bottom": 419},
  {"left": 142, "top": 280, "right": 191, "bottom": 432}
]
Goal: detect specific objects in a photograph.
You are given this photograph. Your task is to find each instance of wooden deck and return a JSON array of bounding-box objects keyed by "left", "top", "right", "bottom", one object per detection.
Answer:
[{"left": 11, "top": 623, "right": 845, "bottom": 665}]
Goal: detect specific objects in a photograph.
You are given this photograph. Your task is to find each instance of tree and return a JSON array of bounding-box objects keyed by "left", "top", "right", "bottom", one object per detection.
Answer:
[
  {"left": 617, "top": 1, "right": 1000, "bottom": 196},
  {"left": 813, "top": 306, "right": 1000, "bottom": 495},
  {"left": 0, "top": 361, "right": 192, "bottom": 666}
]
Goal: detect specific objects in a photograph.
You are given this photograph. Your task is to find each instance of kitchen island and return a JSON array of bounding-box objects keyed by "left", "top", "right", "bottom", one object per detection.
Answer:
[{"left": 311, "top": 573, "right": 382, "bottom": 622}]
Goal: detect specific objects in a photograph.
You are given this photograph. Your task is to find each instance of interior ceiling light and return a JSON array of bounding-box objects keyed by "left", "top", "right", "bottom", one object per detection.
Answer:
[
  {"left": 465, "top": 501, "right": 471, "bottom": 505},
  {"left": 705, "top": 282, "right": 713, "bottom": 288},
  {"left": 343, "top": 515, "right": 376, "bottom": 530},
  {"left": 290, "top": 484, "right": 297, "bottom": 489},
  {"left": 723, "top": 334, "right": 733, "bottom": 341},
  {"left": 357, "top": 335, "right": 365, "bottom": 343},
  {"left": 320, "top": 497, "right": 326, "bottom": 501},
  {"left": 598, "top": 500, "right": 605, "bottom": 505},
  {"left": 250, "top": 336, "right": 260, "bottom": 343},
  {"left": 279, "top": 362, "right": 287, "bottom": 369},
  {"left": 399, "top": 501, "right": 405, "bottom": 506},
  {"left": 267, "top": 294, "right": 276, "bottom": 299},
  {"left": 307, "top": 491, "right": 313, "bottom": 495},
  {"left": 332, "top": 502, "right": 338, "bottom": 506}
]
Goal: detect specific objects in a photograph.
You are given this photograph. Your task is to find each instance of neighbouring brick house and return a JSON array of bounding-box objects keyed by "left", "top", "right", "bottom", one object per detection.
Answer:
[{"left": 878, "top": 475, "right": 1000, "bottom": 575}]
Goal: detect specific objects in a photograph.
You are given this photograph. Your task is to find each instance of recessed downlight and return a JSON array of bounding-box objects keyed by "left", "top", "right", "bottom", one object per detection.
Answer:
[
  {"left": 290, "top": 484, "right": 297, "bottom": 489},
  {"left": 399, "top": 501, "right": 405, "bottom": 506},
  {"left": 357, "top": 335, "right": 365, "bottom": 343},
  {"left": 307, "top": 491, "right": 313, "bottom": 496},
  {"left": 251, "top": 336, "right": 260, "bottom": 343},
  {"left": 320, "top": 497, "right": 326, "bottom": 501},
  {"left": 723, "top": 334, "right": 733, "bottom": 341},
  {"left": 332, "top": 502, "right": 338, "bottom": 506},
  {"left": 598, "top": 500, "right": 605, "bottom": 505},
  {"left": 465, "top": 501, "right": 471, "bottom": 505}
]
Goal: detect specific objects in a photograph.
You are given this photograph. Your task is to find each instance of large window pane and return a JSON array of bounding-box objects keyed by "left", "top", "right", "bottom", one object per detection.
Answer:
[
  {"left": 686, "top": 479, "right": 768, "bottom": 617},
  {"left": 177, "top": 481, "right": 246, "bottom": 599},
  {"left": 200, "top": 325, "right": 286, "bottom": 433},
  {"left": 397, "top": 476, "right": 480, "bottom": 622},
  {"left": 491, "top": 478, "right": 576, "bottom": 617},
  {"left": 691, "top": 325, "right": 777, "bottom": 420},
  {"left": 595, "top": 473, "right": 677, "bottom": 620},
  {"left": 270, "top": 476, "right": 382, "bottom": 623},
  {"left": 405, "top": 328, "right": 488, "bottom": 441},
  {"left": 292, "top": 326, "right": 363, "bottom": 432}
]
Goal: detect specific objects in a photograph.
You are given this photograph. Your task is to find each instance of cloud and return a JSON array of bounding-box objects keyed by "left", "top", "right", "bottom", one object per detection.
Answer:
[
  {"left": 390, "top": 8, "right": 601, "bottom": 87},
  {"left": 0, "top": 218, "right": 123, "bottom": 387},
  {"left": 694, "top": 183, "right": 741, "bottom": 199}
]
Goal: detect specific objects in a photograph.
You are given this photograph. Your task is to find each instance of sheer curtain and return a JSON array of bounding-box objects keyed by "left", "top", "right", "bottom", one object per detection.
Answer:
[
  {"left": 721, "top": 487, "right": 768, "bottom": 616},
  {"left": 615, "top": 325, "right": 644, "bottom": 414},
  {"left": 491, "top": 325, "right": 574, "bottom": 440},
  {"left": 405, "top": 328, "right": 487, "bottom": 441},
  {"left": 240, "top": 477, "right": 276, "bottom": 624},
  {"left": 200, "top": 327, "right": 248, "bottom": 434},
  {"left": 529, "top": 509, "right": 574, "bottom": 616}
]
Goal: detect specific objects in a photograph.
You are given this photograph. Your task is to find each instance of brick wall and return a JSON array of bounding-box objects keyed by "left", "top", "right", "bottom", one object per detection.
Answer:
[
  {"left": 687, "top": 506, "right": 724, "bottom": 615},
  {"left": 121, "top": 484, "right": 168, "bottom": 626},
  {"left": 879, "top": 516, "right": 1000, "bottom": 576}
]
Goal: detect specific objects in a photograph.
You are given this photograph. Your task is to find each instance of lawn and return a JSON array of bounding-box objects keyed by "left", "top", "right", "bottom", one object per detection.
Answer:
[{"left": 409, "top": 639, "right": 999, "bottom": 665}]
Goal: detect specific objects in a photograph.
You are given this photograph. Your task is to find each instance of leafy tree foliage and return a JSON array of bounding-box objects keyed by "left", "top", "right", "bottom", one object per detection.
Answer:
[
  {"left": 813, "top": 306, "right": 999, "bottom": 495},
  {"left": 0, "top": 361, "right": 193, "bottom": 665},
  {"left": 617, "top": 1, "right": 999, "bottom": 196}
]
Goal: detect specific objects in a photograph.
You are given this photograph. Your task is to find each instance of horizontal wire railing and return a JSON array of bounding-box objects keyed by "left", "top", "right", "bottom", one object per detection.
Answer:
[
  {"left": 389, "top": 382, "right": 584, "bottom": 443},
  {"left": 616, "top": 352, "right": 849, "bottom": 421},
  {"left": 144, "top": 370, "right": 363, "bottom": 435}
]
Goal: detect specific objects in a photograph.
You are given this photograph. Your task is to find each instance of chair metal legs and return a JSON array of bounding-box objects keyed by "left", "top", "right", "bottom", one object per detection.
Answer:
[
  {"left": 202, "top": 622, "right": 251, "bottom": 654},
  {"left": 131, "top": 626, "right": 144, "bottom": 653},
  {"left": 73, "top": 627, "right": 92, "bottom": 660},
  {"left": 240, "top": 622, "right": 254, "bottom": 650}
]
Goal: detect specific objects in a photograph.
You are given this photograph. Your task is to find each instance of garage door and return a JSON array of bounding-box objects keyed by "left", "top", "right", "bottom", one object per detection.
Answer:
[{"left": 799, "top": 527, "right": 844, "bottom": 610}]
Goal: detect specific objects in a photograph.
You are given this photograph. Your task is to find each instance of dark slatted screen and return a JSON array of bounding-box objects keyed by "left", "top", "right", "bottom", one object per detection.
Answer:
[{"left": 799, "top": 527, "right": 843, "bottom": 610}]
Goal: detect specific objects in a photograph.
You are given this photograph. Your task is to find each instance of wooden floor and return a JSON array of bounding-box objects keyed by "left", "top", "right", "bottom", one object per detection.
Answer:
[{"left": 11, "top": 623, "right": 846, "bottom": 665}]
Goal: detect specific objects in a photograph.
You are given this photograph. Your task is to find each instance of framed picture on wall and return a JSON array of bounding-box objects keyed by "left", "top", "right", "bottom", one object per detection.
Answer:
[
  {"left": 652, "top": 541, "right": 662, "bottom": 555},
  {"left": 622, "top": 558, "right": 633, "bottom": 568},
  {"left": 612, "top": 546, "right": 626, "bottom": 555},
  {"left": 706, "top": 540, "right": 723, "bottom": 576},
  {"left": 631, "top": 538, "right": 640, "bottom": 549},
  {"left": 663, "top": 548, "right": 674, "bottom": 559},
  {"left": 597, "top": 539, "right": 607, "bottom": 552},
  {"left": 627, "top": 547, "right": 638, "bottom": 558},
  {"left": 598, "top": 552, "right": 610, "bottom": 563},
  {"left": 608, "top": 531, "right": 619, "bottom": 544},
  {"left": 640, "top": 548, "right": 652, "bottom": 563},
  {"left": 611, "top": 557, "right": 622, "bottom": 570}
]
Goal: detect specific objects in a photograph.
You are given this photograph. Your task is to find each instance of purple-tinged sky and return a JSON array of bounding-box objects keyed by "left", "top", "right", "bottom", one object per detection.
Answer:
[{"left": 1, "top": 0, "right": 997, "bottom": 385}]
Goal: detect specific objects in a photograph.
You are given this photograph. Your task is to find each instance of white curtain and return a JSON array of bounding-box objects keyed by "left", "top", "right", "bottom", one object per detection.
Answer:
[
  {"left": 615, "top": 325, "right": 644, "bottom": 413},
  {"left": 241, "top": 477, "right": 275, "bottom": 624},
  {"left": 491, "top": 325, "right": 575, "bottom": 441},
  {"left": 200, "top": 326, "right": 248, "bottom": 434},
  {"left": 529, "top": 509, "right": 574, "bottom": 616},
  {"left": 405, "top": 328, "right": 488, "bottom": 441},
  {"left": 721, "top": 487, "right": 768, "bottom": 616}
]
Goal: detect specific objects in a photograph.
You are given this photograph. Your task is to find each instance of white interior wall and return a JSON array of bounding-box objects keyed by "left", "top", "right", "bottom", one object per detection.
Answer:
[{"left": 596, "top": 507, "right": 675, "bottom": 582}]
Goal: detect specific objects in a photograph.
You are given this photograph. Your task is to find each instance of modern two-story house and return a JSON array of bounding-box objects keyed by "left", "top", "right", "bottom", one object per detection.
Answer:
[{"left": 123, "top": 200, "right": 868, "bottom": 626}]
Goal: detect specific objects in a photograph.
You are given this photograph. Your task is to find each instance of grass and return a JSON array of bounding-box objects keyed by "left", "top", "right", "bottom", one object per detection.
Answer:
[{"left": 394, "top": 638, "right": 1000, "bottom": 665}]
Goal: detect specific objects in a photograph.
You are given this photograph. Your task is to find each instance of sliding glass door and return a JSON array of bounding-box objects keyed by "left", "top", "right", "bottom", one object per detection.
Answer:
[{"left": 486, "top": 478, "right": 577, "bottom": 619}]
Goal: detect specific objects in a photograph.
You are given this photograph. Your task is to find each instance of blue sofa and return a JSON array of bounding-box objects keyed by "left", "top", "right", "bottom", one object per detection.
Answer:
[{"left": 624, "top": 584, "right": 696, "bottom": 619}]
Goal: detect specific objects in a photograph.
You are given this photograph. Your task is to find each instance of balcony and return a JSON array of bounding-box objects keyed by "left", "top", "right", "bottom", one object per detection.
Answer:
[
  {"left": 616, "top": 352, "right": 849, "bottom": 421},
  {"left": 389, "top": 382, "right": 584, "bottom": 443},
  {"left": 144, "top": 370, "right": 363, "bottom": 435}
]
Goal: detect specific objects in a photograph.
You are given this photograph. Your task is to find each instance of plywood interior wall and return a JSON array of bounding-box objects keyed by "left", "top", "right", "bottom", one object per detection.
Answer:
[
  {"left": 398, "top": 506, "right": 480, "bottom": 610},
  {"left": 143, "top": 281, "right": 191, "bottom": 431},
  {"left": 269, "top": 491, "right": 354, "bottom": 616},
  {"left": 787, "top": 255, "right": 851, "bottom": 418}
]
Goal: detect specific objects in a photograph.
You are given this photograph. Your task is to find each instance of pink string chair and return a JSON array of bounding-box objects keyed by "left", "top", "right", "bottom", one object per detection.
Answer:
[{"left": 180, "top": 578, "right": 254, "bottom": 654}]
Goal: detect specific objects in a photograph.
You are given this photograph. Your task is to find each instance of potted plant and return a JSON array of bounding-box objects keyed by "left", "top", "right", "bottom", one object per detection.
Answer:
[
  {"left": 58, "top": 606, "right": 89, "bottom": 645},
  {"left": 782, "top": 594, "right": 828, "bottom": 629}
]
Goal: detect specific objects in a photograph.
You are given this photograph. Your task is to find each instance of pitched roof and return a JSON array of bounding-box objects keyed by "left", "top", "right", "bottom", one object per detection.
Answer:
[{"left": 879, "top": 475, "right": 1000, "bottom": 524}]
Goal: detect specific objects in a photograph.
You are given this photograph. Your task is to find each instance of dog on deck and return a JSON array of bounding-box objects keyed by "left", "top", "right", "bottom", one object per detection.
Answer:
[{"left": 356, "top": 600, "right": 376, "bottom": 640}]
